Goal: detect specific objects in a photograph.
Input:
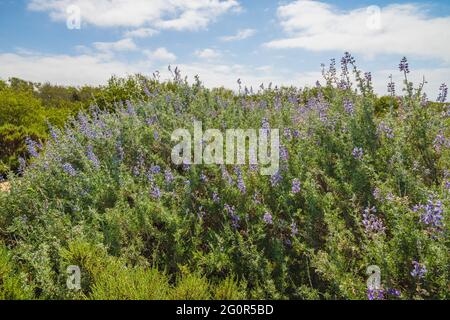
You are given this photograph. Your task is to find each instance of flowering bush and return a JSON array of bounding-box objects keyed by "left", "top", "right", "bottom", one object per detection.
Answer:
[{"left": 0, "top": 54, "right": 448, "bottom": 300}]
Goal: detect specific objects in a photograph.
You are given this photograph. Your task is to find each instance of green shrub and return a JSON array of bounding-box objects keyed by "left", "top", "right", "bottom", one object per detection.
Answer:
[{"left": 0, "top": 244, "right": 33, "bottom": 300}]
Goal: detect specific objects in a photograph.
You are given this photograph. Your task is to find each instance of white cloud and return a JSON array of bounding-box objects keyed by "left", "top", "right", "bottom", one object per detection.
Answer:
[
  {"left": 124, "top": 28, "right": 159, "bottom": 38},
  {"left": 195, "top": 48, "right": 221, "bottom": 60},
  {"left": 1, "top": 51, "right": 447, "bottom": 97},
  {"left": 93, "top": 38, "right": 137, "bottom": 52},
  {"left": 265, "top": 1, "right": 450, "bottom": 62},
  {"left": 0, "top": 50, "right": 319, "bottom": 90},
  {"left": 144, "top": 47, "right": 177, "bottom": 62},
  {"left": 220, "top": 28, "right": 256, "bottom": 41},
  {"left": 0, "top": 52, "right": 141, "bottom": 86},
  {"left": 28, "top": 0, "right": 240, "bottom": 31}
]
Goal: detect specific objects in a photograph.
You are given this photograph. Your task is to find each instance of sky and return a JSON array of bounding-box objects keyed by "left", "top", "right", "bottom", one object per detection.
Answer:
[{"left": 0, "top": 0, "right": 449, "bottom": 96}]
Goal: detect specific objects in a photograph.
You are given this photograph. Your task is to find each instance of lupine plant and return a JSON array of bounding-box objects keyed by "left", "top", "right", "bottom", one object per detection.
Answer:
[{"left": 0, "top": 54, "right": 448, "bottom": 300}]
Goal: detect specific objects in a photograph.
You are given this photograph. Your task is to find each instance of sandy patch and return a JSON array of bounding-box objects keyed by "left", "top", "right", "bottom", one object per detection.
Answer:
[{"left": 0, "top": 182, "right": 10, "bottom": 193}]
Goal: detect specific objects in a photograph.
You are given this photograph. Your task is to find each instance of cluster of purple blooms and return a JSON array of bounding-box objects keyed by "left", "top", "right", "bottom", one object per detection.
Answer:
[
  {"left": 378, "top": 122, "right": 394, "bottom": 139},
  {"left": 410, "top": 261, "right": 427, "bottom": 279},
  {"left": 283, "top": 128, "right": 292, "bottom": 140},
  {"left": 25, "top": 137, "right": 41, "bottom": 158},
  {"left": 150, "top": 184, "right": 161, "bottom": 200},
  {"left": 367, "top": 289, "right": 384, "bottom": 300},
  {"left": 263, "top": 212, "right": 273, "bottom": 225},
  {"left": 387, "top": 75, "right": 396, "bottom": 97},
  {"left": 86, "top": 145, "right": 100, "bottom": 169},
  {"left": 164, "top": 169, "right": 173, "bottom": 184},
  {"left": 291, "top": 179, "right": 301, "bottom": 194},
  {"left": 280, "top": 146, "right": 289, "bottom": 162},
  {"left": 352, "top": 147, "right": 364, "bottom": 160},
  {"left": 372, "top": 187, "right": 382, "bottom": 201},
  {"left": 343, "top": 99, "right": 354, "bottom": 114},
  {"left": 261, "top": 118, "right": 270, "bottom": 132},
  {"left": 62, "top": 163, "right": 77, "bottom": 177},
  {"left": 433, "top": 131, "right": 449, "bottom": 152},
  {"left": 437, "top": 83, "right": 448, "bottom": 103},
  {"left": 399, "top": 57, "right": 410, "bottom": 74},
  {"left": 234, "top": 167, "right": 246, "bottom": 194},
  {"left": 367, "top": 288, "right": 401, "bottom": 300},
  {"left": 413, "top": 197, "right": 444, "bottom": 233},
  {"left": 270, "top": 171, "right": 282, "bottom": 187},
  {"left": 212, "top": 192, "right": 220, "bottom": 203},
  {"left": 225, "top": 204, "right": 239, "bottom": 229},
  {"left": 362, "top": 206, "right": 386, "bottom": 235}
]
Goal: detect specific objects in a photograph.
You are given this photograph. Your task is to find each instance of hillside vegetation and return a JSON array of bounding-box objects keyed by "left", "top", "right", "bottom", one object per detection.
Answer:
[{"left": 0, "top": 55, "right": 448, "bottom": 300}]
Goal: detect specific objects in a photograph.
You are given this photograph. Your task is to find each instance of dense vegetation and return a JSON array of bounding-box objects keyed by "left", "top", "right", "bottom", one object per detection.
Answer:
[
  {"left": 0, "top": 75, "right": 149, "bottom": 176},
  {"left": 0, "top": 55, "right": 448, "bottom": 300}
]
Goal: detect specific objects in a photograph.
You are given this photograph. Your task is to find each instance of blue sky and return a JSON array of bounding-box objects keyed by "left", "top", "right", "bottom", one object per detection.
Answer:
[{"left": 0, "top": 0, "right": 449, "bottom": 96}]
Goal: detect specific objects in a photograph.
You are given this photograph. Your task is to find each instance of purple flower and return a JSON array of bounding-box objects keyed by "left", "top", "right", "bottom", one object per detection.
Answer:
[
  {"left": 62, "top": 163, "right": 77, "bottom": 177},
  {"left": 386, "top": 288, "right": 401, "bottom": 297},
  {"left": 225, "top": 204, "right": 239, "bottom": 229},
  {"left": 433, "top": 131, "right": 448, "bottom": 151},
  {"left": 146, "top": 116, "right": 158, "bottom": 126},
  {"left": 78, "top": 113, "right": 96, "bottom": 139},
  {"left": 221, "top": 166, "right": 234, "bottom": 185},
  {"left": 280, "top": 146, "right": 289, "bottom": 161},
  {"left": 143, "top": 85, "right": 152, "bottom": 97},
  {"left": 263, "top": 212, "right": 273, "bottom": 225},
  {"left": 367, "top": 289, "right": 385, "bottom": 300},
  {"left": 25, "top": 137, "right": 40, "bottom": 158},
  {"left": 153, "top": 130, "right": 160, "bottom": 141},
  {"left": 182, "top": 160, "right": 190, "bottom": 172},
  {"left": 291, "top": 179, "right": 301, "bottom": 194},
  {"left": 388, "top": 76, "right": 396, "bottom": 97},
  {"left": 150, "top": 165, "right": 161, "bottom": 175},
  {"left": 270, "top": 171, "right": 282, "bottom": 187},
  {"left": 362, "top": 206, "right": 385, "bottom": 235},
  {"left": 125, "top": 100, "right": 136, "bottom": 116},
  {"left": 399, "top": 57, "right": 410, "bottom": 74},
  {"left": 150, "top": 184, "right": 161, "bottom": 200},
  {"left": 284, "top": 128, "right": 292, "bottom": 140},
  {"left": 18, "top": 157, "right": 26, "bottom": 174},
  {"left": 344, "top": 99, "right": 354, "bottom": 114},
  {"left": 212, "top": 192, "right": 220, "bottom": 203},
  {"left": 164, "top": 169, "right": 173, "bottom": 184},
  {"left": 47, "top": 124, "right": 59, "bottom": 143},
  {"left": 378, "top": 122, "right": 394, "bottom": 139},
  {"left": 343, "top": 52, "right": 355, "bottom": 64},
  {"left": 261, "top": 118, "right": 270, "bottom": 132},
  {"left": 411, "top": 261, "right": 427, "bottom": 279},
  {"left": 200, "top": 172, "right": 208, "bottom": 183},
  {"left": 414, "top": 198, "right": 444, "bottom": 232},
  {"left": 437, "top": 83, "right": 448, "bottom": 103},
  {"left": 237, "top": 174, "right": 246, "bottom": 194},
  {"left": 352, "top": 147, "right": 364, "bottom": 160},
  {"left": 86, "top": 145, "right": 100, "bottom": 169},
  {"left": 373, "top": 187, "right": 382, "bottom": 201}
]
